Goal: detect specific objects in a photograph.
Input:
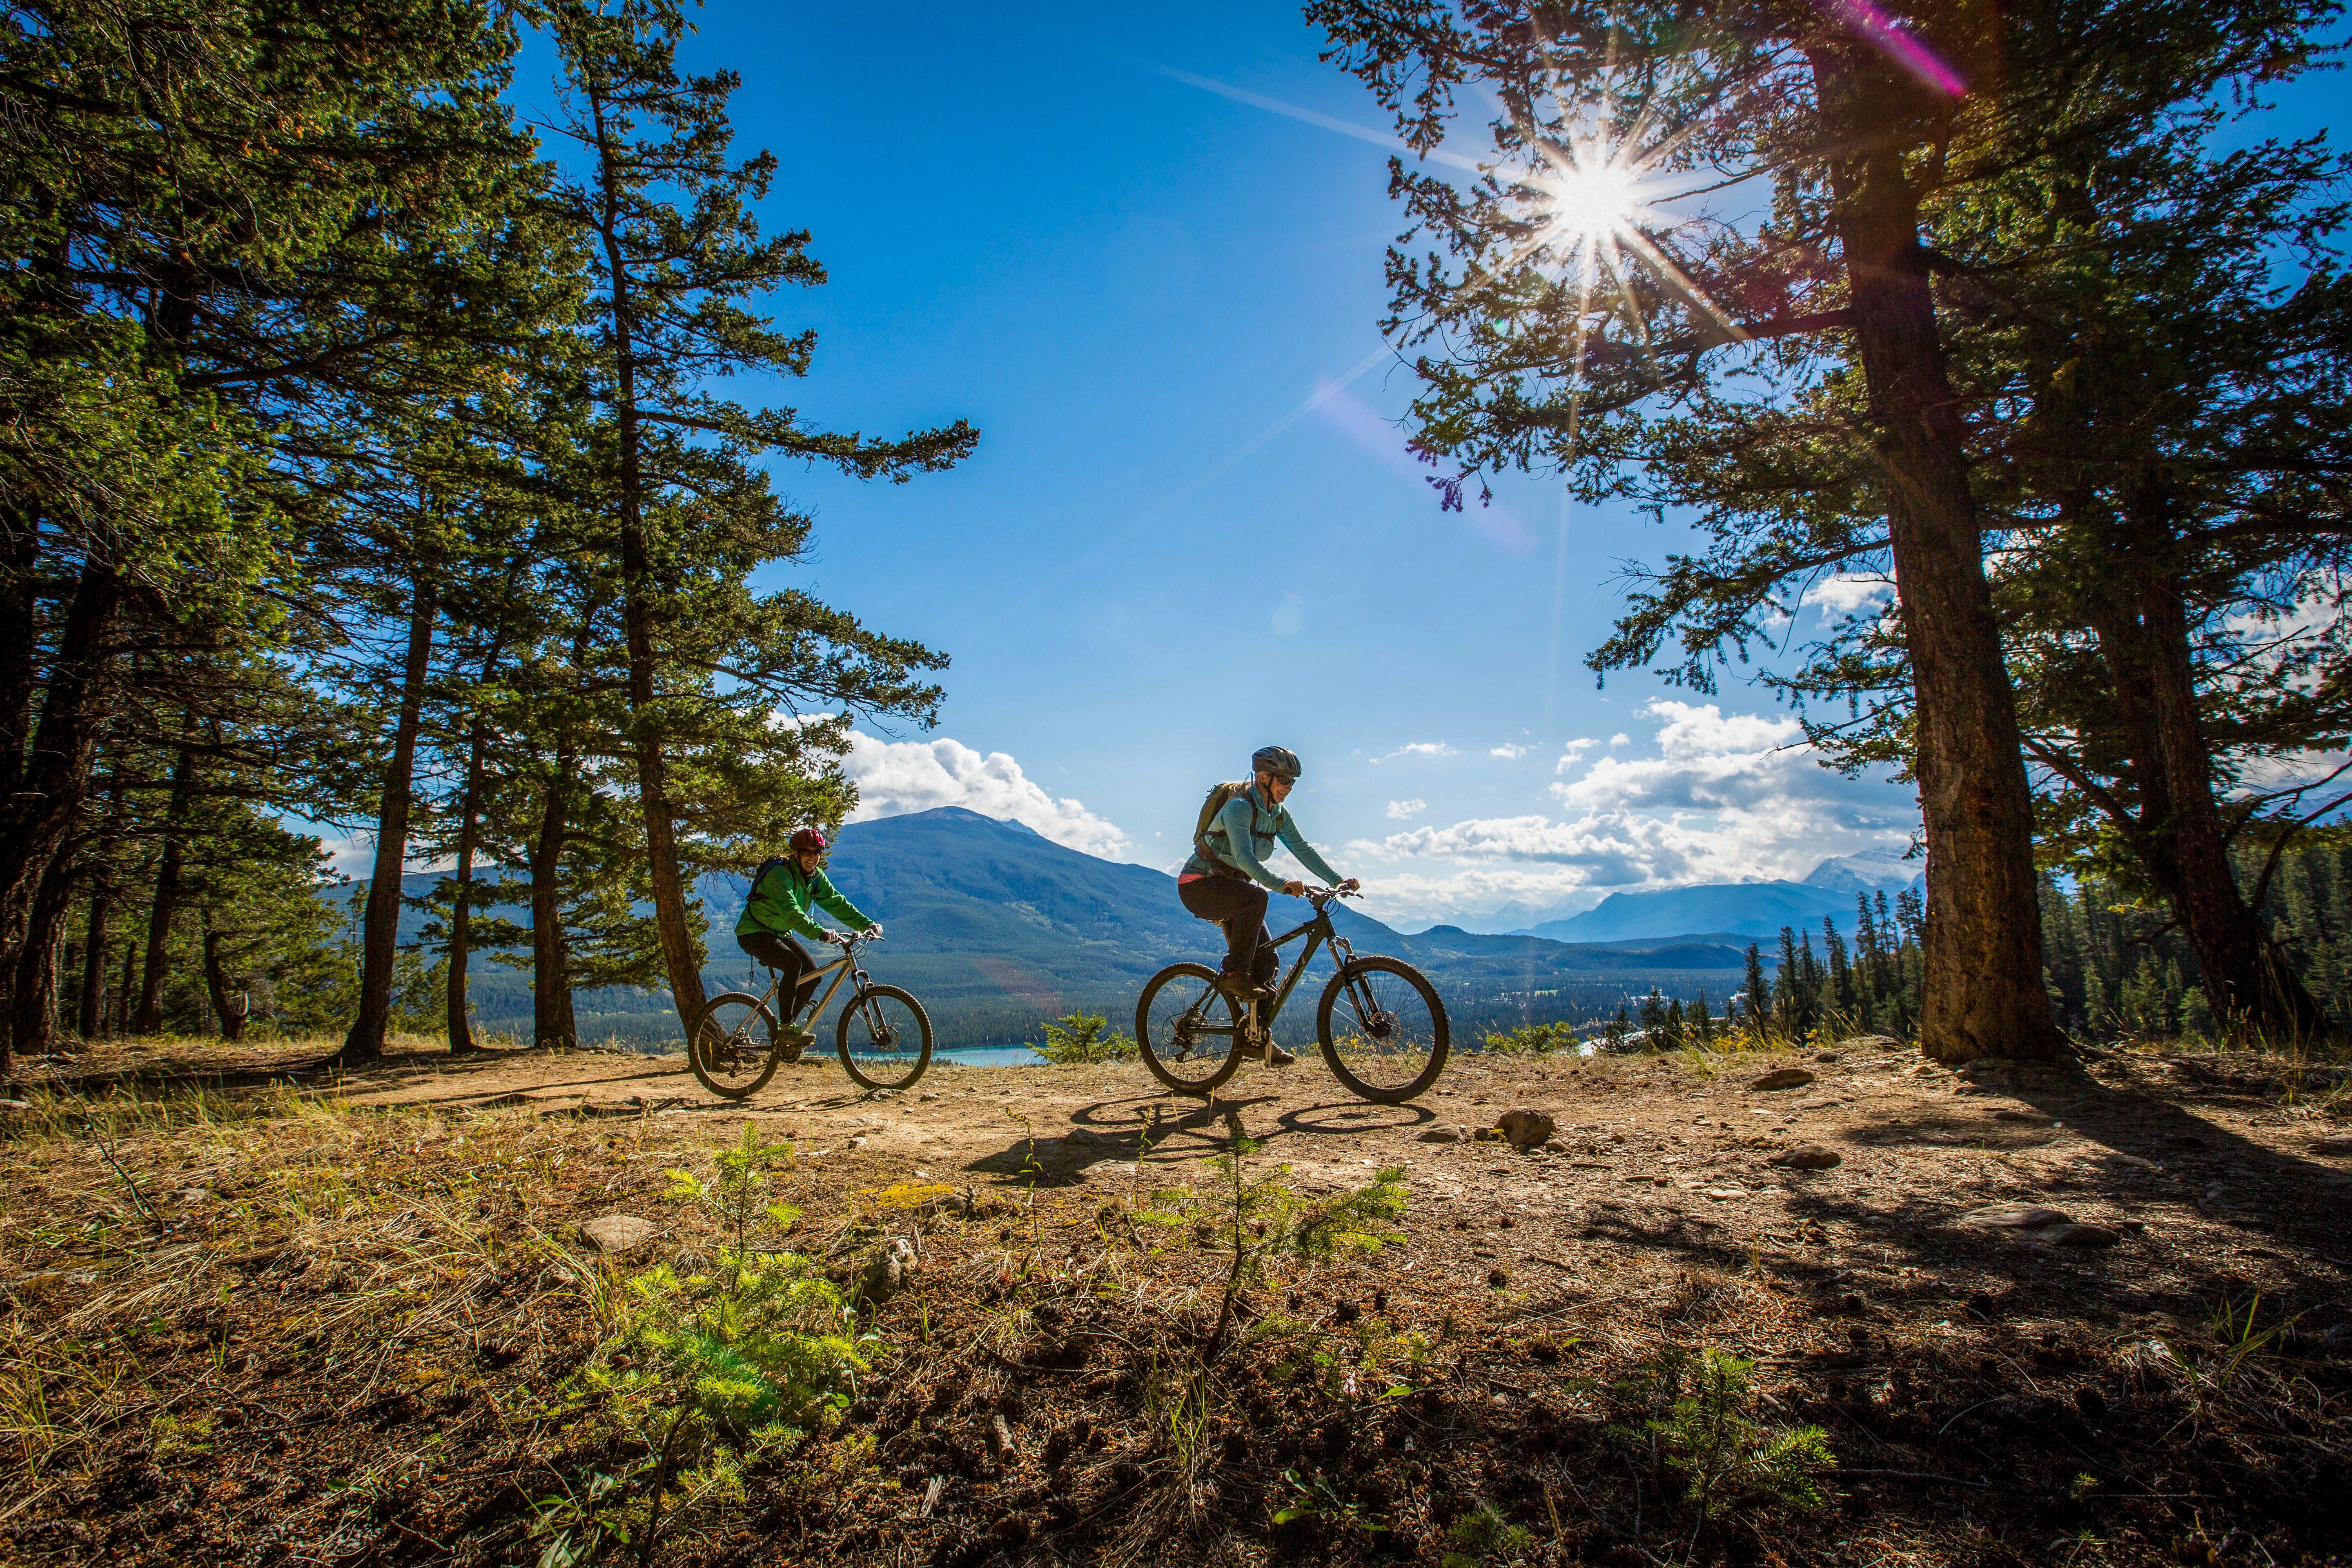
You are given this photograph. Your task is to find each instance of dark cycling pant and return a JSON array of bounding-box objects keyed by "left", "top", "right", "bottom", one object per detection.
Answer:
[
  {"left": 738, "top": 930, "right": 822, "bottom": 1018},
  {"left": 1178, "top": 876, "right": 1278, "bottom": 990}
]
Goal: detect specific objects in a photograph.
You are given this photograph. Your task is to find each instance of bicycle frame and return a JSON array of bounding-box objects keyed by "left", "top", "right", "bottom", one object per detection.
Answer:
[
  {"left": 733, "top": 940, "right": 870, "bottom": 1045},
  {"left": 1182, "top": 893, "right": 1356, "bottom": 1041}
]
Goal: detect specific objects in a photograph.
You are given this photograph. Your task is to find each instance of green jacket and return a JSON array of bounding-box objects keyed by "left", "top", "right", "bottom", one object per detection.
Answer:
[
  {"left": 1181, "top": 783, "right": 1343, "bottom": 892},
  {"left": 736, "top": 858, "right": 871, "bottom": 942}
]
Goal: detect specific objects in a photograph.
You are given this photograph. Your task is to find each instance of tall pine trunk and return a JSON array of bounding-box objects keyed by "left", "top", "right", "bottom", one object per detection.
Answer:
[
  {"left": 2135, "top": 577, "right": 2331, "bottom": 1038},
  {"left": 445, "top": 715, "right": 490, "bottom": 1053},
  {"left": 529, "top": 751, "right": 579, "bottom": 1050},
  {"left": 77, "top": 882, "right": 109, "bottom": 1038},
  {"left": 1814, "top": 58, "right": 2063, "bottom": 1064},
  {"left": 590, "top": 100, "right": 707, "bottom": 1039},
  {"left": 340, "top": 575, "right": 438, "bottom": 1062},
  {"left": 201, "top": 923, "right": 245, "bottom": 1042},
  {"left": 0, "top": 557, "right": 122, "bottom": 1077},
  {"left": 130, "top": 746, "right": 194, "bottom": 1035},
  {"left": 74, "top": 778, "right": 123, "bottom": 1038},
  {"left": 9, "top": 855, "right": 75, "bottom": 1058}
]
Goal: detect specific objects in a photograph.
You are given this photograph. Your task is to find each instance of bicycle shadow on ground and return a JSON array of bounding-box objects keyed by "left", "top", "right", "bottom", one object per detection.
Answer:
[
  {"left": 1274, "top": 1101, "right": 1433, "bottom": 1140},
  {"left": 959, "top": 1093, "right": 1277, "bottom": 1187}
]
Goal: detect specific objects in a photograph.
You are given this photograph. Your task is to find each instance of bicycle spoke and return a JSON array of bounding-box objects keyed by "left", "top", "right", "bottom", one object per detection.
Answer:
[
  {"left": 839, "top": 985, "right": 931, "bottom": 1091},
  {"left": 1320, "top": 959, "right": 1446, "bottom": 1100}
]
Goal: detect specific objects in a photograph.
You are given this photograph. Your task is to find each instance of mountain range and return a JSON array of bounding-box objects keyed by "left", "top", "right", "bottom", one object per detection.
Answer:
[
  {"left": 382, "top": 807, "right": 1758, "bottom": 1049},
  {"left": 1503, "top": 846, "right": 1922, "bottom": 943}
]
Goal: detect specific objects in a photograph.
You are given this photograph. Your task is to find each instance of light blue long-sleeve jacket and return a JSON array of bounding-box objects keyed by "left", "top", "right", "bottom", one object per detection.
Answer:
[{"left": 1181, "top": 783, "right": 1343, "bottom": 892}]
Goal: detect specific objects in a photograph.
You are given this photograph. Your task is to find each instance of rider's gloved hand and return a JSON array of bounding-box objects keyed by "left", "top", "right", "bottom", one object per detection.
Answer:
[
  {"left": 863, "top": 924, "right": 884, "bottom": 940},
  {"left": 823, "top": 929, "right": 852, "bottom": 946},
  {"left": 1282, "top": 880, "right": 1307, "bottom": 898},
  {"left": 1339, "top": 878, "right": 1361, "bottom": 893}
]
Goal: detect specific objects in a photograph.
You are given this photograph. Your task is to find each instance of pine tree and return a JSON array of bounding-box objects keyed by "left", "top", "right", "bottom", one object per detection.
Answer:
[
  {"left": 541, "top": 0, "right": 976, "bottom": 1038},
  {"left": 1308, "top": 0, "right": 2332, "bottom": 1065}
]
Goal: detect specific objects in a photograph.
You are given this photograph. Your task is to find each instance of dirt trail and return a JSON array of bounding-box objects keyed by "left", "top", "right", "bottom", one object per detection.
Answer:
[{"left": 7, "top": 1034, "right": 2351, "bottom": 1566}]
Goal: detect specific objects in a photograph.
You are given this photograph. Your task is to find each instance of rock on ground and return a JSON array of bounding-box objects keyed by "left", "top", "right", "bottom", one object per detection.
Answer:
[
  {"left": 579, "top": 1214, "right": 661, "bottom": 1255},
  {"left": 1749, "top": 1067, "right": 1817, "bottom": 1092},
  {"left": 1496, "top": 1107, "right": 1557, "bottom": 1149},
  {"left": 1770, "top": 1144, "right": 1842, "bottom": 1169}
]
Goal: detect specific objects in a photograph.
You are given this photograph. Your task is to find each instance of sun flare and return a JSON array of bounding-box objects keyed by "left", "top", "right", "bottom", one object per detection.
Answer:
[{"left": 1537, "top": 160, "right": 1642, "bottom": 244}]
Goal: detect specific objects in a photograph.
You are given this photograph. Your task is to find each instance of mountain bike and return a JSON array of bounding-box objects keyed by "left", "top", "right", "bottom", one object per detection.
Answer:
[
  {"left": 687, "top": 932, "right": 932, "bottom": 1099},
  {"left": 1135, "top": 887, "right": 1448, "bottom": 1104}
]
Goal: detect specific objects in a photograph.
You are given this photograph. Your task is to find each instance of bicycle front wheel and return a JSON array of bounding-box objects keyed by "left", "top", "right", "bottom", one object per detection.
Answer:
[
  {"left": 1136, "top": 963, "right": 1242, "bottom": 1098},
  {"left": 1317, "top": 958, "right": 1448, "bottom": 1104},
  {"left": 837, "top": 984, "right": 933, "bottom": 1092},
  {"left": 689, "top": 991, "right": 782, "bottom": 1100}
]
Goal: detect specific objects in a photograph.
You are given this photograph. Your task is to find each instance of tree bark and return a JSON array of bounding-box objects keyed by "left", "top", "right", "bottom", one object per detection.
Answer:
[
  {"left": 129, "top": 747, "right": 195, "bottom": 1035},
  {"left": 590, "top": 92, "right": 707, "bottom": 1039},
  {"left": 201, "top": 923, "right": 246, "bottom": 1042},
  {"left": 77, "top": 880, "right": 109, "bottom": 1038},
  {"left": 1813, "top": 56, "right": 2065, "bottom": 1064},
  {"left": 9, "top": 855, "right": 75, "bottom": 1059},
  {"left": 445, "top": 714, "right": 489, "bottom": 1054},
  {"left": 529, "top": 756, "right": 579, "bottom": 1051},
  {"left": 75, "top": 777, "right": 124, "bottom": 1039},
  {"left": 0, "top": 557, "right": 122, "bottom": 1075},
  {"left": 0, "top": 522, "right": 36, "bottom": 804},
  {"left": 2135, "top": 578, "right": 2332, "bottom": 1038},
  {"left": 340, "top": 573, "right": 438, "bottom": 1062}
]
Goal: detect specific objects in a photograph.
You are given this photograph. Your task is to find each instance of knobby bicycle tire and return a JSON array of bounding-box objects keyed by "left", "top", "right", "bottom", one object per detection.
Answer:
[
  {"left": 1316, "top": 956, "right": 1449, "bottom": 1103},
  {"left": 837, "top": 983, "right": 933, "bottom": 1092},
  {"left": 688, "top": 990, "right": 783, "bottom": 1100},
  {"left": 1136, "top": 962, "right": 1243, "bottom": 1097}
]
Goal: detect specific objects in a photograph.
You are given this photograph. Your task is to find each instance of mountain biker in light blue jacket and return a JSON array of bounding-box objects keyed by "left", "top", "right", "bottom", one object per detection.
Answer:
[{"left": 1178, "top": 746, "right": 1359, "bottom": 1065}]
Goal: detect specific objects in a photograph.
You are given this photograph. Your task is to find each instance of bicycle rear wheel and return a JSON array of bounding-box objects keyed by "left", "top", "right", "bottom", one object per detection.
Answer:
[
  {"left": 1317, "top": 957, "right": 1448, "bottom": 1104},
  {"left": 689, "top": 991, "right": 783, "bottom": 1100},
  {"left": 837, "top": 984, "right": 933, "bottom": 1092},
  {"left": 1136, "top": 962, "right": 1243, "bottom": 1097}
]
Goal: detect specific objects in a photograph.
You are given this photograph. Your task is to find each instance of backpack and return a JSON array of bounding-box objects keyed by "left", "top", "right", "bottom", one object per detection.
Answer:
[
  {"left": 748, "top": 855, "right": 793, "bottom": 902},
  {"left": 1193, "top": 782, "right": 1275, "bottom": 879}
]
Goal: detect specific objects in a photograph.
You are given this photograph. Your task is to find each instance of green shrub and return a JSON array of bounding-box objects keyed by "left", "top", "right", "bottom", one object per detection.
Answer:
[
  {"left": 1612, "top": 1346, "right": 1835, "bottom": 1532},
  {"left": 1035, "top": 1010, "right": 1138, "bottom": 1063},
  {"left": 532, "top": 1125, "right": 869, "bottom": 1566},
  {"left": 1483, "top": 1021, "right": 1583, "bottom": 1054}
]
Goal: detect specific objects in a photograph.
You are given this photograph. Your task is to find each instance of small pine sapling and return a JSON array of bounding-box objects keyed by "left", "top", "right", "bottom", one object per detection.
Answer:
[{"left": 1201, "top": 1119, "right": 1407, "bottom": 1358}]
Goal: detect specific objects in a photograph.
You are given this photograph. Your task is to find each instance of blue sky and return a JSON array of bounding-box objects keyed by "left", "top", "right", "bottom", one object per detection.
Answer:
[{"left": 508, "top": 3, "right": 2343, "bottom": 931}]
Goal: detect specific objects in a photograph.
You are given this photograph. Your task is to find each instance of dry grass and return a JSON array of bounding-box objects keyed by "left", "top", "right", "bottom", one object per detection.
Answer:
[{"left": 0, "top": 1047, "right": 2347, "bottom": 1567}]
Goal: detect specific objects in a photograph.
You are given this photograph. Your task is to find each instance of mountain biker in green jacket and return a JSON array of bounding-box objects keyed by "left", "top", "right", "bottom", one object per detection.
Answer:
[
  {"left": 737, "top": 826, "right": 881, "bottom": 1053},
  {"left": 1178, "top": 746, "right": 1359, "bottom": 1066}
]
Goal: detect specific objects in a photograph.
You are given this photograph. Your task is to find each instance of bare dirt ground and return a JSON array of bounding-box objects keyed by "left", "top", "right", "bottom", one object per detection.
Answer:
[{"left": 2, "top": 1033, "right": 2348, "bottom": 1567}]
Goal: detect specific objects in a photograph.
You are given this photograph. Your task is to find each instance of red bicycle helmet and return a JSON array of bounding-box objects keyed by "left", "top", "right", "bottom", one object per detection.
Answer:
[{"left": 788, "top": 826, "right": 829, "bottom": 854}]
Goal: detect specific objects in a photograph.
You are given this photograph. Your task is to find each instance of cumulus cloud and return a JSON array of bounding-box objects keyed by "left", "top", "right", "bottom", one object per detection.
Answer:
[
  {"left": 1346, "top": 698, "right": 1917, "bottom": 924},
  {"left": 1490, "top": 743, "right": 1530, "bottom": 760},
  {"left": 1555, "top": 738, "right": 1597, "bottom": 772},
  {"left": 1385, "top": 798, "right": 1427, "bottom": 820},
  {"left": 1609, "top": 733, "right": 1632, "bottom": 747},
  {"left": 841, "top": 732, "right": 1131, "bottom": 859},
  {"left": 1374, "top": 741, "right": 1457, "bottom": 763},
  {"left": 1803, "top": 573, "right": 1897, "bottom": 615}
]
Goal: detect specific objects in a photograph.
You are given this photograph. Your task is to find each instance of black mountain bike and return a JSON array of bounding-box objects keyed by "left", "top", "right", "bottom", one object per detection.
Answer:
[
  {"left": 1134, "top": 887, "right": 1448, "bottom": 1103},
  {"left": 687, "top": 932, "right": 932, "bottom": 1099}
]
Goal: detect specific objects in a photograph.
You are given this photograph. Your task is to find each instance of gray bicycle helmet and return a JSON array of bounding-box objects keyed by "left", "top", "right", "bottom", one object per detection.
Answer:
[{"left": 1252, "top": 745, "right": 1303, "bottom": 781}]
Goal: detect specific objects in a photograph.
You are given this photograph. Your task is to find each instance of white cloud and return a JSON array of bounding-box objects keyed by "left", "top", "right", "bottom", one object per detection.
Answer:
[
  {"left": 1803, "top": 573, "right": 1897, "bottom": 615},
  {"left": 1609, "top": 732, "right": 1632, "bottom": 747},
  {"left": 841, "top": 731, "right": 1131, "bottom": 859},
  {"left": 1385, "top": 798, "right": 1427, "bottom": 820},
  {"left": 1490, "top": 743, "right": 1530, "bottom": 759},
  {"left": 1374, "top": 741, "right": 1456, "bottom": 763},
  {"left": 1348, "top": 698, "right": 1917, "bottom": 923},
  {"left": 1555, "top": 738, "right": 1597, "bottom": 773}
]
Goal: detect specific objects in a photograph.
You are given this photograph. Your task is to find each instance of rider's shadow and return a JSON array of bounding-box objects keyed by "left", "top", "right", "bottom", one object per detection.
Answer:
[{"left": 961, "top": 1094, "right": 1274, "bottom": 1187}]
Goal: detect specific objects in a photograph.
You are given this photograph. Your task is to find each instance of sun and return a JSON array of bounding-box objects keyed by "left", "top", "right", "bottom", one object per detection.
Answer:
[{"left": 1536, "top": 160, "right": 1642, "bottom": 246}]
